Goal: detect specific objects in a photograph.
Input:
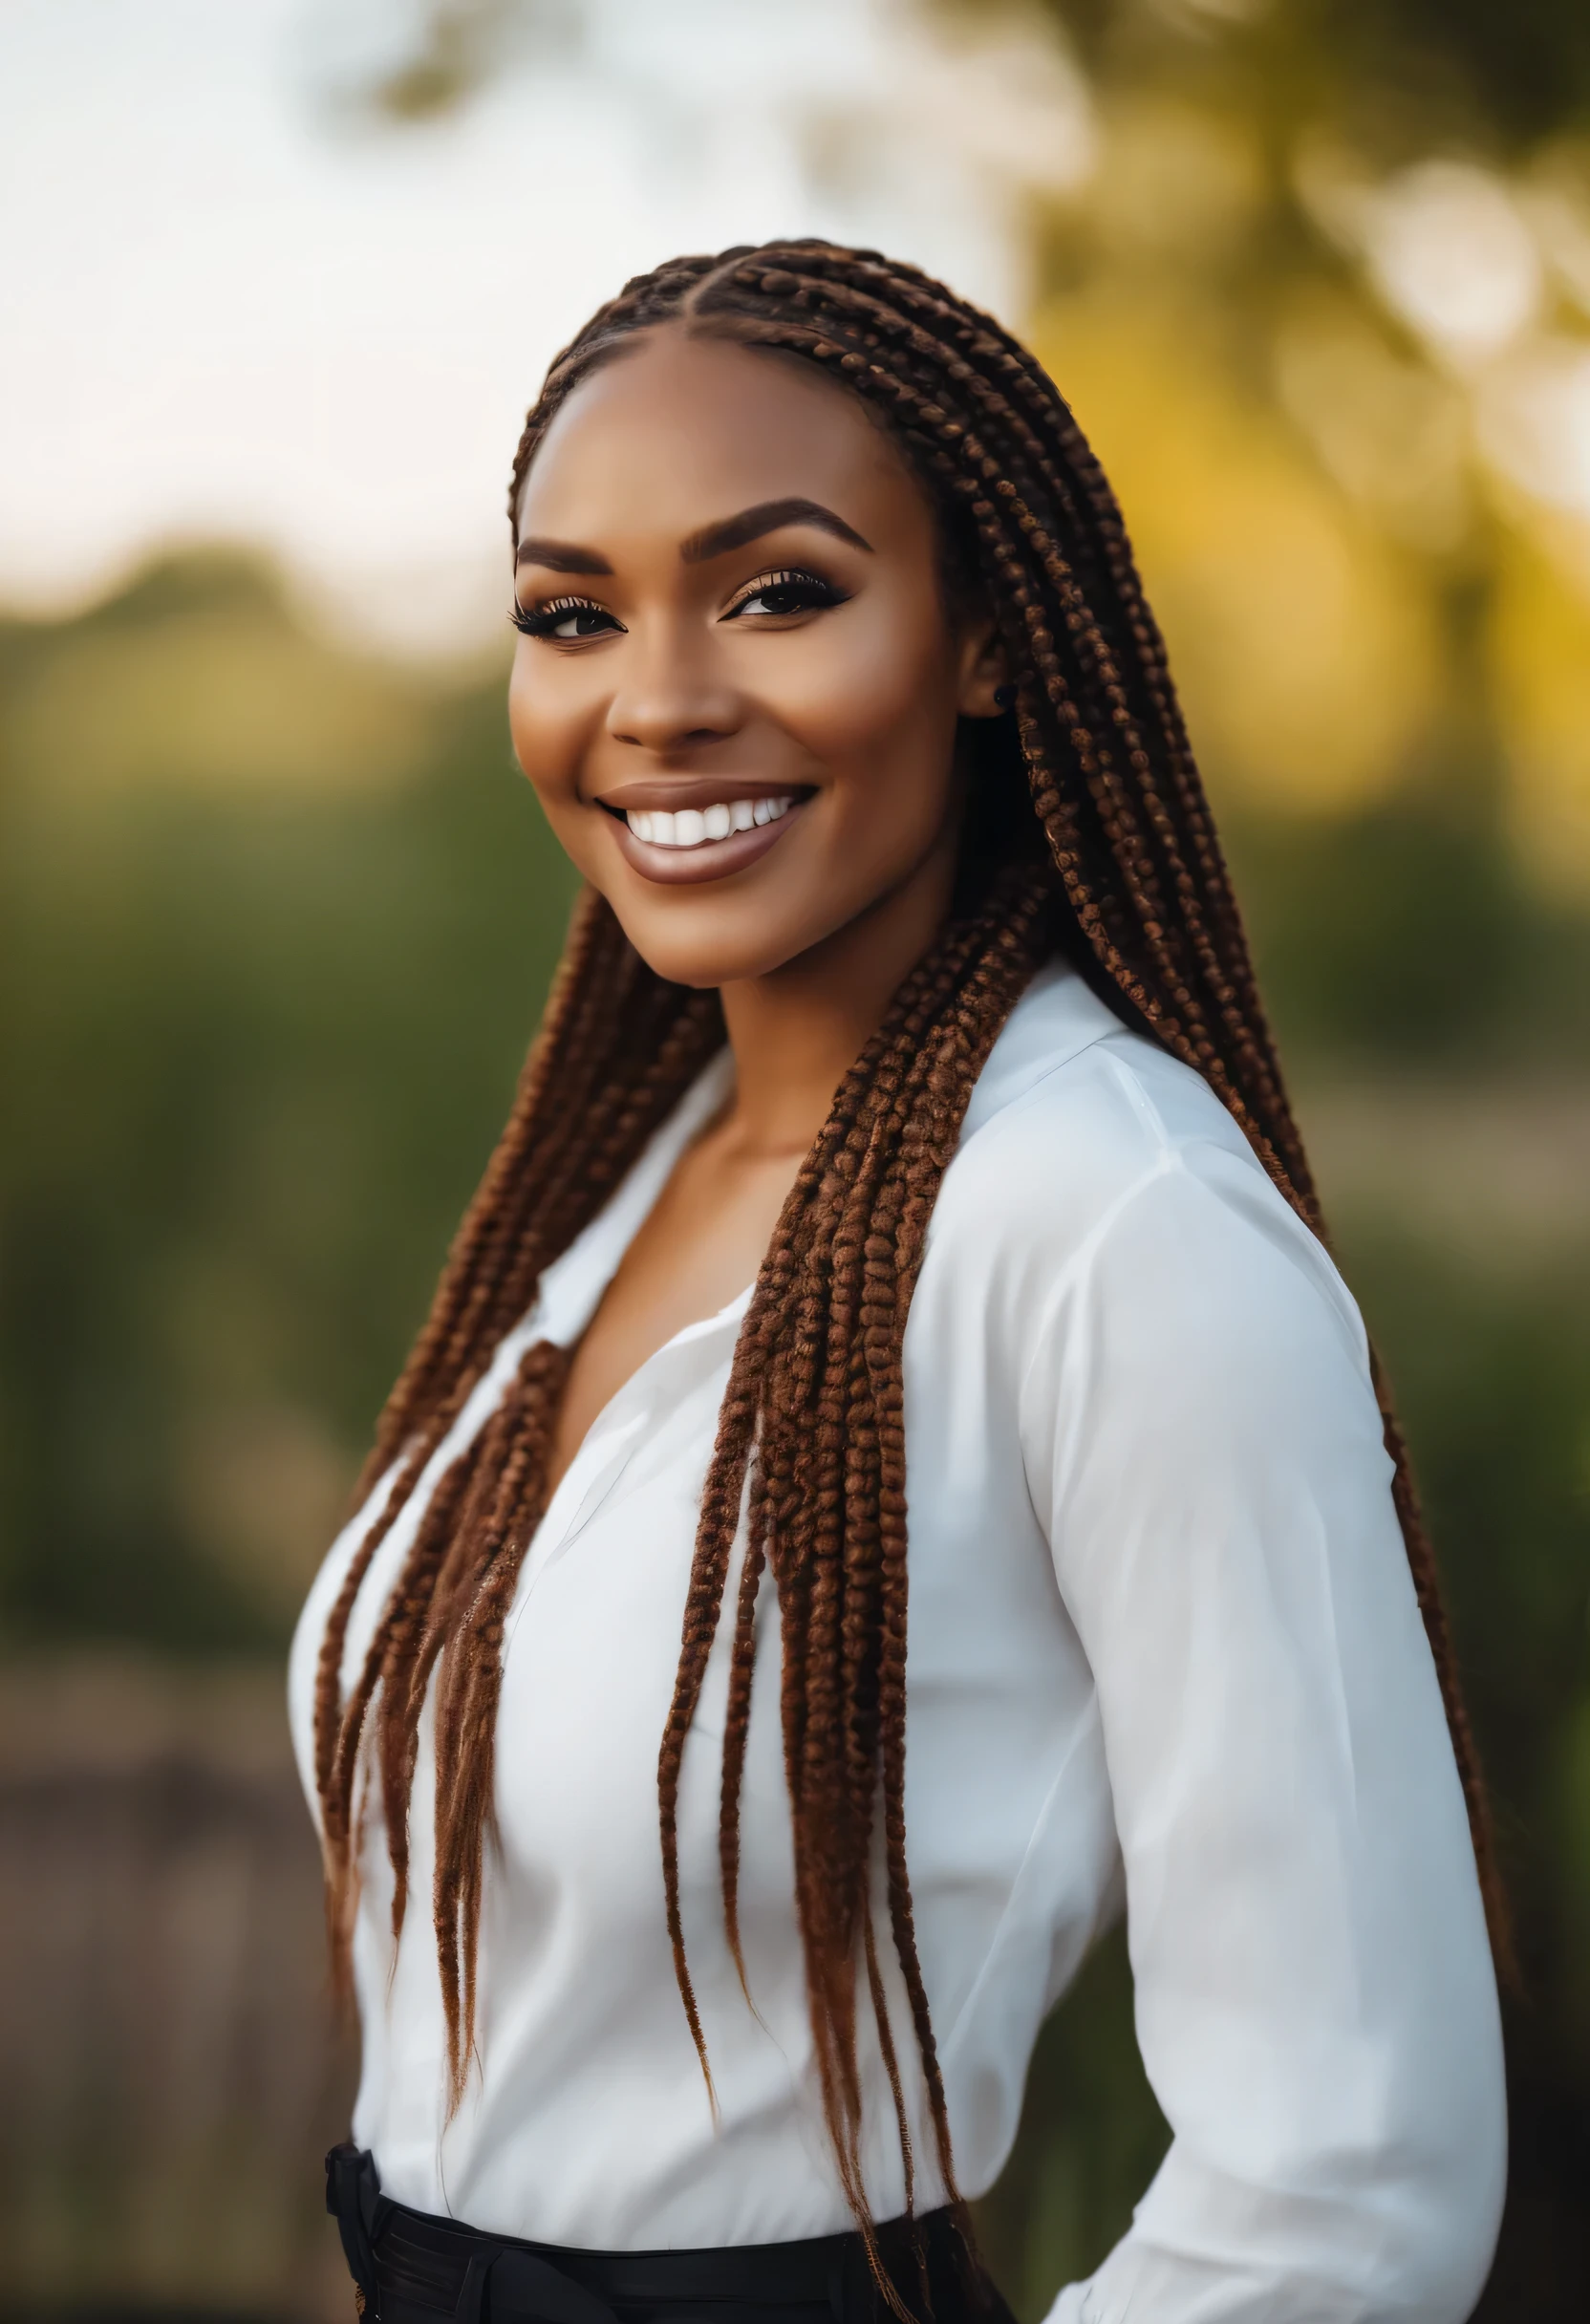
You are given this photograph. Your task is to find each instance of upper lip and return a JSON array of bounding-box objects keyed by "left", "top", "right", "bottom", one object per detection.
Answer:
[{"left": 592, "top": 776, "right": 814, "bottom": 812}]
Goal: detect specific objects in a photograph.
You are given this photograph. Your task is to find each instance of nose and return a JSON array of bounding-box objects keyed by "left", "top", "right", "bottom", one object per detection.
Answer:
[{"left": 606, "top": 625, "right": 741, "bottom": 755}]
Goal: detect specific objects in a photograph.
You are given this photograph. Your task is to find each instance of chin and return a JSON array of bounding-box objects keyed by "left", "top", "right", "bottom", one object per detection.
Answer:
[
  {"left": 620, "top": 929, "right": 806, "bottom": 990},
  {"left": 603, "top": 896, "right": 827, "bottom": 991}
]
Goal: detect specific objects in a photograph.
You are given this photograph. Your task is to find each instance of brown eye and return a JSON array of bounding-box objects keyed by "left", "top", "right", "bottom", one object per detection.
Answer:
[
  {"left": 511, "top": 596, "right": 623, "bottom": 640},
  {"left": 725, "top": 570, "right": 849, "bottom": 621}
]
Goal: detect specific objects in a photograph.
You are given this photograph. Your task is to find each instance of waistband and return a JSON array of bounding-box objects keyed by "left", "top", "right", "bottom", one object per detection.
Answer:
[{"left": 326, "top": 2146, "right": 993, "bottom": 2324}]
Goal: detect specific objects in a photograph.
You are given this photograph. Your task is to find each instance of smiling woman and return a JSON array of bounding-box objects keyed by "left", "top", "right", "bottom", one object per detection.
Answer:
[
  {"left": 290, "top": 245, "right": 1506, "bottom": 2324},
  {"left": 507, "top": 339, "right": 1001, "bottom": 969}
]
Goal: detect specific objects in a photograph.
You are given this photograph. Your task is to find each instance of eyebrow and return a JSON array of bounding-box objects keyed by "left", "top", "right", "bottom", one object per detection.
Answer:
[
  {"left": 680, "top": 498, "right": 873, "bottom": 564},
  {"left": 515, "top": 538, "right": 613, "bottom": 573},
  {"left": 515, "top": 496, "right": 873, "bottom": 574}
]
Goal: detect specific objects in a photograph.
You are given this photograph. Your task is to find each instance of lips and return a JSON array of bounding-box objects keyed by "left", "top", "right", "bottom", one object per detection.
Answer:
[{"left": 604, "top": 785, "right": 813, "bottom": 883}]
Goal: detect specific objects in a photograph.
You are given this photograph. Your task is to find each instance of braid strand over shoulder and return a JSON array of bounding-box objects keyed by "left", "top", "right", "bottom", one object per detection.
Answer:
[{"left": 313, "top": 240, "right": 1506, "bottom": 2275}]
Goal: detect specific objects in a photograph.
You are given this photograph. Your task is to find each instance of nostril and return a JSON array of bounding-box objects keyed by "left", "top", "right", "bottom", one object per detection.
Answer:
[{"left": 612, "top": 724, "right": 729, "bottom": 750}]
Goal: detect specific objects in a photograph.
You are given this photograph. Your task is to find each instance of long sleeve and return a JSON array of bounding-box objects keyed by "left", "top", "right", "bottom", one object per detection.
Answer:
[{"left": 1013, "top": 1079, "right": 1506, "bottom": 2321}]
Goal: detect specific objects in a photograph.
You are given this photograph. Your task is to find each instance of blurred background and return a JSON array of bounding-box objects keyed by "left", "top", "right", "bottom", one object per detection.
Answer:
[{"left": 2, "top": 0, "right": 1588, "bottom": 2315}]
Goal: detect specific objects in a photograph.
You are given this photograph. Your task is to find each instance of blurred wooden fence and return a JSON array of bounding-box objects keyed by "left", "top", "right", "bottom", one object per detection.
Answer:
[{"left": 0, "top": 1658, "right": 354, "bottom": 2322}]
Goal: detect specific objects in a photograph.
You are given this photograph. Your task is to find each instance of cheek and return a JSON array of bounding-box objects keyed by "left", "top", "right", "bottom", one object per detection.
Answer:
[
  {"left": 506, "top": 659, "right": 614, "bottom": 890},
  {"left": 508, "top": 656, "right": 638, "bottom": 916},
  {"left": 769, "top": 594, "right": 957, "bottom": 791},
  {"left": 507, "top": 652, "right": 585, "bottom": 811},
  {"left": 506, "top": 656, "right": 545, "bottom": 776}
]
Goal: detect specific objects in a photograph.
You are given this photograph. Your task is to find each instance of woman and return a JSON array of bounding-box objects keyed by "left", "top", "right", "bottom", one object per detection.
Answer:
[{"left": 290, "top": 244, "right": 1506, "bottom": 2324}]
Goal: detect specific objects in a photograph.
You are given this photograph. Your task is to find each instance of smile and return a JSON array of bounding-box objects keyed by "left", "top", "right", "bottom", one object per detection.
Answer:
[
  {"left": 602, "top": 787, "right": 813, "bottom": 887},
  {"left": 624, "top": 795, "right": 797, "bottom": 848}
]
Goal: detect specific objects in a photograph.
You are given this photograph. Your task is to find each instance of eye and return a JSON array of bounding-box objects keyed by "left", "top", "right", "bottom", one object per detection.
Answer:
[
  {"left": 723, "top": 569, "right": 849, "bottom": 622},
  {"left": 510, "top": 594, "right": 624, "bottom": 641}
]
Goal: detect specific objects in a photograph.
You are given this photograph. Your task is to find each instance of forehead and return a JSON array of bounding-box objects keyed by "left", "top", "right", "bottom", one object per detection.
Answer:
[{"left": 516, "top": 329, "right": 925, "bottom": 544}]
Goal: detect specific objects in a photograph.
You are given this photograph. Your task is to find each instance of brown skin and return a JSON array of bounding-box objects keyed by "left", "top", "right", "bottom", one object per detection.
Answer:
[{"left": 507, "top": 329, "right": 1005, "bottom": 1490}]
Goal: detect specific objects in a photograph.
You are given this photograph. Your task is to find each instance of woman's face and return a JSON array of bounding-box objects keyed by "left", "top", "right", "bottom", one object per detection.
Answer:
[{"left": 508, "top": 329, "right": 1004, "bottom": 989}]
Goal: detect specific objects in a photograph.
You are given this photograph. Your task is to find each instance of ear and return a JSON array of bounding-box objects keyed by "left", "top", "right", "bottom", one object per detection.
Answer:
[{"left": 954, "top": 613, "right": 1009, "bottom": 720}]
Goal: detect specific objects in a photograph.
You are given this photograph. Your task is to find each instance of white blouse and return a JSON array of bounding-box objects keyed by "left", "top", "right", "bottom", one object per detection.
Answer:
[{"left": 289, "top": 959, "right": 1506, "bottom": 2323}]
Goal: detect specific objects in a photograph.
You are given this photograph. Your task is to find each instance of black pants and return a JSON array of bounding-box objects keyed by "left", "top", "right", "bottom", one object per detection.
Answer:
[{"left": 327, "top": 2147, "right": 1015, "bottom": 2324}]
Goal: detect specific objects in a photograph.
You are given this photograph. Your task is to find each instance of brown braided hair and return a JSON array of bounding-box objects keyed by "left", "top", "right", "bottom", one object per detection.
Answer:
[{"left": 314, "top": 240, "right": 1504, "bottom": 2270}]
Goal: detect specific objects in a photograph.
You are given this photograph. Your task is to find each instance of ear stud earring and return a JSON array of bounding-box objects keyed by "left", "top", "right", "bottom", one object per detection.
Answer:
[{"left": 994, "top": 683, "right": 1018, "bottom": 709}]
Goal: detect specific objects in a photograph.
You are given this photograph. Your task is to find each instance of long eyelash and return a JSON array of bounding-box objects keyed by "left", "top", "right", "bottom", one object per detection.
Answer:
[
  {"left": 725, "top": 568, "right": 847, "bottom": 617},
  {"left": 509, "top": 593, "right": 605, "bottom": 637}
]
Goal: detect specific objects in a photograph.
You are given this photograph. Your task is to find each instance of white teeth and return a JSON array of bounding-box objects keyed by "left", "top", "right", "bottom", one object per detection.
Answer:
[{"left": 625, "top": 795, "right": 798, "bottom": 848}]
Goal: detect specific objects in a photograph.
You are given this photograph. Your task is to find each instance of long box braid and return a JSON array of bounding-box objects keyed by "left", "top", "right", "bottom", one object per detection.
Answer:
[{"left": 312, "top": 243, "right": 1504, "bottom": 2292}]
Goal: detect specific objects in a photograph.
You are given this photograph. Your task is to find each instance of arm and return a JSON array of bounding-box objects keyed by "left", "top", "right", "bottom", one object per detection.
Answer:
[{"left": 1019, "top": 1135, "right": 1505, "bottom": 2324}]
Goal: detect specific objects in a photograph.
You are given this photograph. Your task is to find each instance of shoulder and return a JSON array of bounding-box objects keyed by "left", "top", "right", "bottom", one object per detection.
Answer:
[
  {"left": 949, "top": 957, "right": 1264, "bottom": 1216},
  {"left": 928, "top": 959, "right": 1366, "bottom": 1383}
]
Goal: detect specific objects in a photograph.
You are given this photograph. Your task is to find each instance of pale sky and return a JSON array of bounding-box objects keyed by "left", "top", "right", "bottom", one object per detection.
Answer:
[{"left": 0, "top": 0, "right": 1091, "bottom": 655}]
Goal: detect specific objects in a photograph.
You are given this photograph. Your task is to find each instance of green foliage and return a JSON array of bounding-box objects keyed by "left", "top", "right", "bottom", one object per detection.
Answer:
[
  {"left": 1227, "top": 793, "right": 1590, "bottom": 1067},
  {"left": 1037, "top": 0, "right": 1590, "bottom": 153},
  {"left": 0, "top": 567, "right": 577, "bottom": 1647},
  {"left": 1307, "top": 0, "right": 1590, "bottom": 150}
]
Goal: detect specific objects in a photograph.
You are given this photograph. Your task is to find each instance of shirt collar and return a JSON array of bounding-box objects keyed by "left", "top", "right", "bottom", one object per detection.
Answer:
[{"left": 528, "top": 950, "right": 1124, "bottom": 1352}]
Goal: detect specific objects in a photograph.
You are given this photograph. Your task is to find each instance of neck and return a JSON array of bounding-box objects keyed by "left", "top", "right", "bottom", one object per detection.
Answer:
[{"left": 716, "top": 841, "right": 958, "bottom": 1159}]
